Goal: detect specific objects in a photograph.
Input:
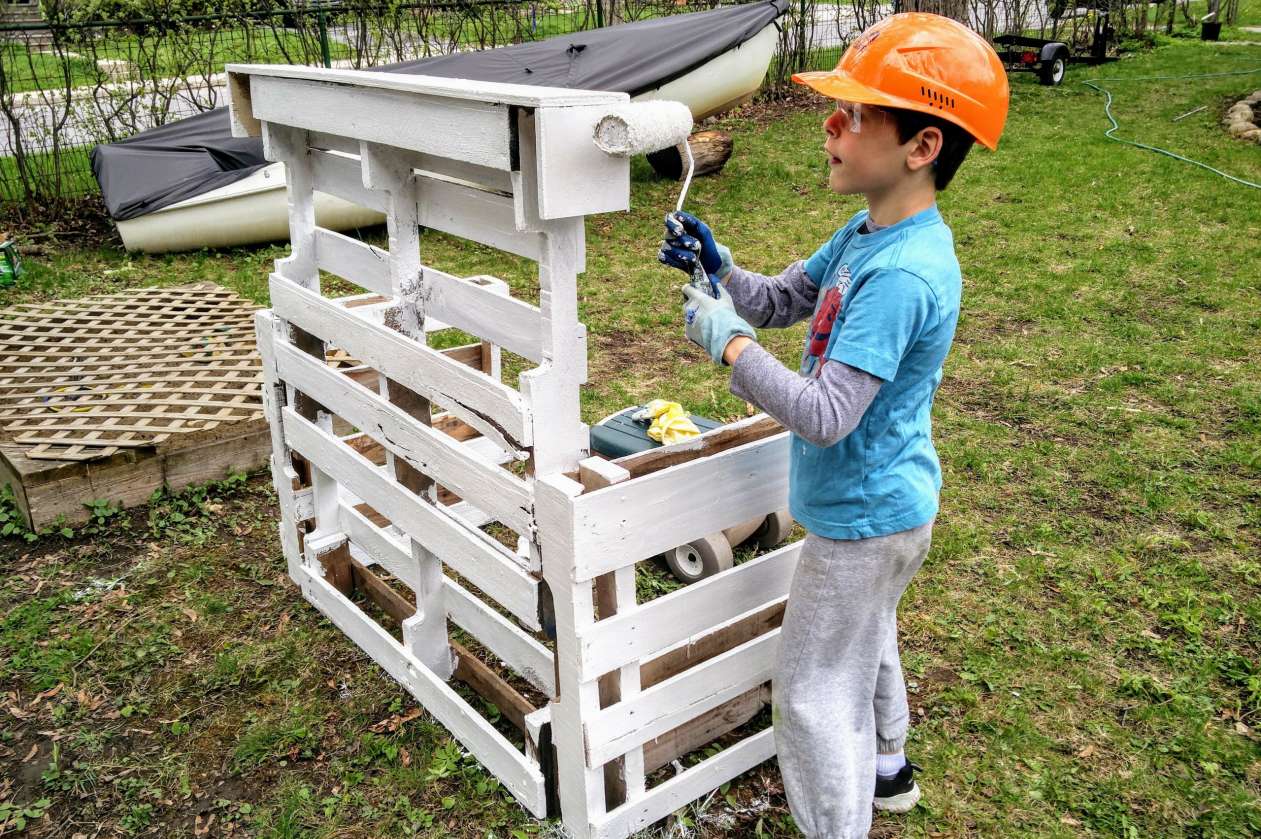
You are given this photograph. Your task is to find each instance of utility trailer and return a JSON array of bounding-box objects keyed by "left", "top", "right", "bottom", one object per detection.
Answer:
[{"left": 994, "top": 9, "right": 1114, "bottom": 86}]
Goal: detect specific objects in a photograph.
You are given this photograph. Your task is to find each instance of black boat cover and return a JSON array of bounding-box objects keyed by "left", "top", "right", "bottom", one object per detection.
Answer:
[{"left": 92, "top": 0, "right": 787, "bottom": 221}]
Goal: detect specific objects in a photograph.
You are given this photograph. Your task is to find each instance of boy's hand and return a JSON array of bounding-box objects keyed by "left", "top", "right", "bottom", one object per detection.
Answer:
[
  {"left": 660, "top": 211, "right": 732, "bottom": 280},
  {"left": 682, "top": 283, "right": 756, "bottom": 365}
]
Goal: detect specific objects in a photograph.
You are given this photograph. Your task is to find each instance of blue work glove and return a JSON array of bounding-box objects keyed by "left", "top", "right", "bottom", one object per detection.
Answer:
[
  {"left": 659, "top": 211, "right": 733, "bottom": 281},
  {"left": 682, "top": 283, "right": 755, "bottom": 365}
]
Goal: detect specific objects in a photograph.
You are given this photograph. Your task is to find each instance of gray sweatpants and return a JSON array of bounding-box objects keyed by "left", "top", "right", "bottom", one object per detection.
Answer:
[{"left": 773, "top": 522, "right": 933, "bottom": 839}]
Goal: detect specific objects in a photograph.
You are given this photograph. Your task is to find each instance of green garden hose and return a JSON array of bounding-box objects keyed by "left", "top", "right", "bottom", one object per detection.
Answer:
[{"left": 1080, "top": 66, "right": 1261, "bottom": 190}]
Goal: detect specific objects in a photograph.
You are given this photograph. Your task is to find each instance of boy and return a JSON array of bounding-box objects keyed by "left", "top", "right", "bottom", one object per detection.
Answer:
[{"left": 658, "top": 14, "right": 1009, "bottom": 839}]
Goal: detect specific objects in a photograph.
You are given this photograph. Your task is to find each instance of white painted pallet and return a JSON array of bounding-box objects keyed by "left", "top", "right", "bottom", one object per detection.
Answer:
[{"left": 233, "top": 64, "right": 794, "bottom": 839}]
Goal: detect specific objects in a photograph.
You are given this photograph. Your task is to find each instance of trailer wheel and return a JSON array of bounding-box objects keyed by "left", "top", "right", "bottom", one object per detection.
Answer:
[
  {"left": 664, "top": 534, "right": 734, "bottom": 584},
  {"left": 753, "top": 509, "right": 794, "bottom": 549},
  {"left": 1040, "top": 53, "right": 1066, "bottom": 86}
]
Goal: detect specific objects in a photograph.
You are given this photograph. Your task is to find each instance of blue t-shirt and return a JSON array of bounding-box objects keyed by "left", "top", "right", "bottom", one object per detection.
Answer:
[{"left": 791, "top": 204, "right": 961, "bottom": 540}]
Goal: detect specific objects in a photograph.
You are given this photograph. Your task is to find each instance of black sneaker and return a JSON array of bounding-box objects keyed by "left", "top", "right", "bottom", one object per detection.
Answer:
[{"left": 873, "top": 761, "right": 922, "bottom": 813}]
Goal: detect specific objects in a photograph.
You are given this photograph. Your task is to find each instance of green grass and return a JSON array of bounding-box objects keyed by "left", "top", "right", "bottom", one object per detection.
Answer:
[{"left": 2, "top": 20, "right": 1261, "bottom": 839}]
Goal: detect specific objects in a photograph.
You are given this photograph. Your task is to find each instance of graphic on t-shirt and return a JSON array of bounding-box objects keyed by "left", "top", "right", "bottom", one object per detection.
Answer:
[{"left": 802, "top": 265, "right": 852, "bottom": 376}]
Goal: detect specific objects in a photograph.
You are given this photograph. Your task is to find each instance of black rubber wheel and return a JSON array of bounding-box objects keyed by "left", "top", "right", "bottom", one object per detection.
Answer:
[
  {"left": 1039, "top": 54, "right": 1066, "bottom": 86},
  {"left": 753, "top": 509, "right": 794, "bottom": 549},
  {"left": 663, "top": 534, "right": 734, "bottom": 584}
]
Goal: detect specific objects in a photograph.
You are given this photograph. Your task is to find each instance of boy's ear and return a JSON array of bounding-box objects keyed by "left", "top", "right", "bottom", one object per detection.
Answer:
[{"left": 905, "top": 126, "right": 944, "bottom": 176}]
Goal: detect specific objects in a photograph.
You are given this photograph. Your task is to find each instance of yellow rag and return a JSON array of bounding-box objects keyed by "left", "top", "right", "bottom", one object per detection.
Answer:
[{"left": 642, "top": 399, "right": 701, "bottom": 445}]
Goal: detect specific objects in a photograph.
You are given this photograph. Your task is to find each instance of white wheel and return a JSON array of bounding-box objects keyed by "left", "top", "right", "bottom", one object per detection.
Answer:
[
  {"left": 754, "top": 509, "right": 794, "bottom": 549},
  {"left": 663, "top": 534, "right": 734, "bottom": 584}
]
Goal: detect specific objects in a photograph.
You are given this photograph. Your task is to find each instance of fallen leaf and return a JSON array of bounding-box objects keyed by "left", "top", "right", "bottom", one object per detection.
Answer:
[
  {"left": 35, "top": 684, "right": 63, "bottom": 702},
  {"left": 194, "top": 813, "right": 215, "bottom": 837},
  {"left": 1061, "top": 816, "right": 1081, "bottom": 827},
  {"left": 181, "top": 607, "right": 199, "bottom": 623},
  {"left": 22, "top": 743, "right": 38, "bottom": 762},
  {"left": 7, "top": 705, "right": 30, "bottom": 720},
  {"left": 1076, "top": 744, "right": 1096, "bottom": 759}
]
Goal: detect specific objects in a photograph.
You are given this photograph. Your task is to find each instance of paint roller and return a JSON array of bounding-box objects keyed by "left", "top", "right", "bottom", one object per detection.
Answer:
[{"left": 592, "top": 101, "right": 720, "bottom": 297}]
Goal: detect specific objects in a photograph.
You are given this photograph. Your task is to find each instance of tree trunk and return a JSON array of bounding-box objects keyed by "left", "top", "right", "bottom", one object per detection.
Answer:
[{"left": 646, "top": 130, "right": 735, "bottom": 182}]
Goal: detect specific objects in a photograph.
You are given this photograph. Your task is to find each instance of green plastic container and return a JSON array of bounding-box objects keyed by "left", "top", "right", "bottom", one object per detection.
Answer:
[
  {"left": 589, "top": 406, "right": 723, "bottom": 459},
  {"left": 0, "top": 241, "right": 23, "bottom": 287}
]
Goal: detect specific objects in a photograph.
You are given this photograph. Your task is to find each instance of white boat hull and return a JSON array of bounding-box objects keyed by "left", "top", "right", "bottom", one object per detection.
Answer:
[{"left": 117, "top": 24, "right": 779, "bottom": 253}]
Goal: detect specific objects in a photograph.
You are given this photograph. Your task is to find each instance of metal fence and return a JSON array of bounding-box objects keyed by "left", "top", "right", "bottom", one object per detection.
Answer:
[{"left": 0, "top": 0, "right": 1168, "bottom": 206}]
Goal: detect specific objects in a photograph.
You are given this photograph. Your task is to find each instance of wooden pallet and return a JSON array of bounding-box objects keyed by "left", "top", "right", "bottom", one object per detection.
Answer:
[
  {"left": 232, "top": 64, "right": 796, "bottom": 839},
  {"left": 0, "top": 283, "right": 271, "bottom": 528}
]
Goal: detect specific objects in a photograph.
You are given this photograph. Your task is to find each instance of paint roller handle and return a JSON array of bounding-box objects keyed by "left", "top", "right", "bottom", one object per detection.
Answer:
[{"left": 662, "top": 211, "right": 729, "bottom": 280}]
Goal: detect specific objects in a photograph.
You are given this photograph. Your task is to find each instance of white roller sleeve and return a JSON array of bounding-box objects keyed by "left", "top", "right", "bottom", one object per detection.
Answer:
[{"left": 593, "top": 101, "right": 694, "bottom": 157}]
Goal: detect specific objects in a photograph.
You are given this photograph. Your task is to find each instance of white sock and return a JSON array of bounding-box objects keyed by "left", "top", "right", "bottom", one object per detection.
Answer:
[{"left": 876, "top": 751, "right": 906, "bottom": 778}]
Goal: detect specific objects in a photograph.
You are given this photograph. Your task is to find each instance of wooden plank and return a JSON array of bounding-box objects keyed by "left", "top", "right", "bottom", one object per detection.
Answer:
[
  {"left": 310, "top": 129, "right": 515, "bottom": 193},
  {"left": 593, "top": 728, "right": 775, "bottom": 839},
  {"left": 578, "top": 457, "right": 631, "bottom": 492},
  {"left": 583, "top": 629, "right": 779, "bottom": 767},
  {"left": 611, "top": 414, "right": 782, "bottom": 479},
  {"left": 452, "top": 640, "right": 536, "bottom": 735},
  {"left": 642, "top": 686, "right": 768, "bottom": 774},
  {"left": 272, "top": 338, "right": 533, "bottom": 534},
  {"left": 417, "top": 176, "right": 544, "bottom": 263},
  {"left": 422, "top": 268, "right": 543, "bottom": 362},
  {"left": 282, "top": 407, "right": 541, "bottom": 629},
  {"left": 340, "top": 506, "right": 552, "bottom": 695},
  {"left": 310, "top": 535, "right": 355, "bottom": 596},
  {"left": 228, "top": 63, "right": 627, "bottom": 109},
  {"left": 535, "top": 105, "right": 630, "bottom": 221},
  {"left": 577, "top": 541, "right": 801, "bottom": 680},
  {"left": 534, "top": 474, "right": 611, "bottom": 835},
  {"left": 569, "top": 433, "right": 790, "bottom": 581},
  {"left": 641, "top": 602, "right": 786, "bottom": 689},
  {"left": 340, "top": 502, "right": 421, "bottom": 592},
  {"left": 309, "top": 148, "right": 386, "bottom": 213},
  {"left": 314, "top": 227, "right": 391, "bottom": 296},
  {"left": 248, "top": 74, "right": 514, "bottom": 170},
  {"left": 296, "top": 567, "right": 547, "bottom": 816},
  {"left": 350, "top": 556, "right": 413, "bottom": 624},
  {"left": 445, "top": 577, "right": 555, "bottom": 697},
  {"left": 270, "top": 275, "right": 530, "bottom": 451}
]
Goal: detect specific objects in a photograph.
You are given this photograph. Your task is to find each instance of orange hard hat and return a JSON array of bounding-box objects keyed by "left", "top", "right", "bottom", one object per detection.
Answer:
[{"left": 793, "top": 13, "right": 1010, "bottom": 151}]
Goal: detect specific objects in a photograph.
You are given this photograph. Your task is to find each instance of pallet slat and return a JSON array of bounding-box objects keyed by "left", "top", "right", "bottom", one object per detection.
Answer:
[
  {"left": 341, "top": 504, "right": 553, "bottom": 696},
  {"left": 297, "top": 567, "right": 547, "bottom": 816},
  {"left": 423, "top": 268, "right": 544, "bottom": 362},
  {"left": 310, "top": 148, "right": 387, "bottom": 213},
  {"left": 282, "top": 406, "right": 540, "bottom": 630},
  {"left": 270, "top": 275, "right": 531, "bottom": 451},
  {"left": 569, "top": 433, "right": 791, "bottom": 581},
  {"left": 577, "top": 540, "right": 801, "bottom": 680},
  {"left": 593, "top": 728, "right": 775, "bottom": 839},
  {"left": 314, "top": 227, "right": 392, "bottom": 296},
  {"left": 250, "top": 74, "right": 514, "bottom": 170},
  {"left": 583, "top": 629, "right": 779, "bottom": 768},
  {"left": 273, "top": 338, "right": 533, "bottom": 535}
]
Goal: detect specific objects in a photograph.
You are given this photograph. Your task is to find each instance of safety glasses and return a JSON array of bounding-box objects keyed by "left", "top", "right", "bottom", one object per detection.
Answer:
[{"left": 830, "top": 99, "right": 877, "bottom": 134}]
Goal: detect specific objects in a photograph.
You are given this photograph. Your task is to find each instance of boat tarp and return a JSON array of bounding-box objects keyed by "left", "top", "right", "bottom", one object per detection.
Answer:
[{"left": 92, "top": 0, "right": 787, "bottom": 221}]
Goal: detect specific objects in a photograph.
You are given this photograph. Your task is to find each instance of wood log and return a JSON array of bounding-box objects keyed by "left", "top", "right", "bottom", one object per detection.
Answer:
[{"left": 646, "top": 130, "right": 734, "bottom": 182}]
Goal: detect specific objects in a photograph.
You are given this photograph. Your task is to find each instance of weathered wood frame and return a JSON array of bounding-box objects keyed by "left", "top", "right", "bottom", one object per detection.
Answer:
[{"left": 232, "top": 64, "right": 797, "bottom": 839}]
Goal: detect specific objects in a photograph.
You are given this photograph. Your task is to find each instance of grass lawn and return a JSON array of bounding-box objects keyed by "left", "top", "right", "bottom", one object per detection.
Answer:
[{"left": 2, "top": 15, "right": 1260, "bottom": 839}]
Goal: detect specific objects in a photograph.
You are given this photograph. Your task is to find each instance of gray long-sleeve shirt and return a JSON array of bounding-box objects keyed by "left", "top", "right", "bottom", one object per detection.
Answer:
[{"left": 722, "top": 259, "right": 883, "bottom": 448}]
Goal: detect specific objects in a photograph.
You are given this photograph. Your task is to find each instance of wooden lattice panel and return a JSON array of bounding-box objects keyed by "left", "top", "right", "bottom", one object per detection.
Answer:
[{"left": 0, "top": 283, "right": 263, "bottom": 461}]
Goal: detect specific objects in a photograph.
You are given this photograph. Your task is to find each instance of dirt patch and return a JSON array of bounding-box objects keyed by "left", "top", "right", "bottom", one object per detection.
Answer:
[{"left": 588, "top": 327, "right": 668, "bottom": 385}]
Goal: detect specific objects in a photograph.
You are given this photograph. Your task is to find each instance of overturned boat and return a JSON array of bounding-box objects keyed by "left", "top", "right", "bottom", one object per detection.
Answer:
[{"left": 93, "top": 1, "right": 787, "bottom": 253}]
